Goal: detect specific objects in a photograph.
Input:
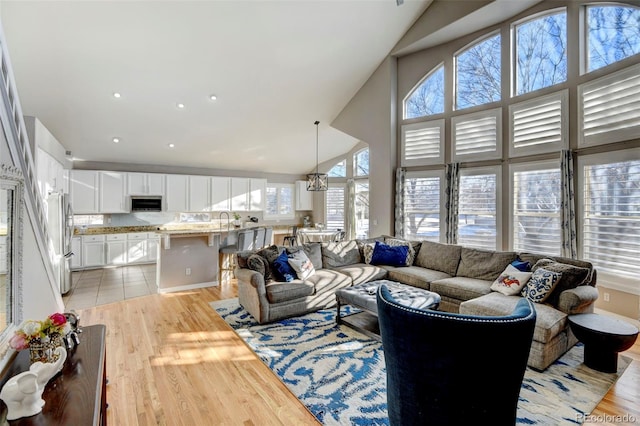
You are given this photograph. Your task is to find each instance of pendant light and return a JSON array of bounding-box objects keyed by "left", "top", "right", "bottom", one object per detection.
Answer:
[{"left": 307, "top": 120, "right": 328, "bottom": 191}]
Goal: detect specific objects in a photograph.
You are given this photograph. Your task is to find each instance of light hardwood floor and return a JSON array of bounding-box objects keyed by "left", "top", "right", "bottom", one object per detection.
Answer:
[{"left": 80, "top": 279, "right": 640, "bottom": 426}]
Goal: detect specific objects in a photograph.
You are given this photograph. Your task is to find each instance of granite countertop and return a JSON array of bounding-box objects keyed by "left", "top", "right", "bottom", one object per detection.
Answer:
[{"left": 74, "top": 223, "right": 297, "bottom": 236}]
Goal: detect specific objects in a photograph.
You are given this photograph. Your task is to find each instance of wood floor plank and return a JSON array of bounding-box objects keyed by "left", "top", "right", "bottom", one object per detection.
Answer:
[{"left": 80, "top": 280, "right": 639, "bottom": 425}]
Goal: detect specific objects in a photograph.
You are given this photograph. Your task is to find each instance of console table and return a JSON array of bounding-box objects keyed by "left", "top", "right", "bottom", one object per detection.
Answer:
[{"left": 0, "top": 324, "right": 107, "bottom": 425}]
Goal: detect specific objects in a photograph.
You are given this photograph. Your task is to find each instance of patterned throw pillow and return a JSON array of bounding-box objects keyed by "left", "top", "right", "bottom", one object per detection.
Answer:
[
  {"left": 521, "top": 267, "right": 562, "bottom": 303},
  {"left": 287, "top": 250, "right": 316, "bottom": 280},
  {"left": 383, "top": 238, "right": 415, "bottom": 266},
  {"left": 490, "top": 264, "right": 532, "bottom": 296},
  {"left": 363, "top": 243, "right": 376, "bottom": 264}
]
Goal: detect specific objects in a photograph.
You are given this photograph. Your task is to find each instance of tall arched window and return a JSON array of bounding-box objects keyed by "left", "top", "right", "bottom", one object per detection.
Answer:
[
  {"left": 328, "top": 160, "right": 346, "bottom": 177},
  {"left": 455, "top": 33, "right": 501, "bottom": 110},
  {"left": 587, "top": 4, "right": 640, "bottom": 72},
  {"left": 404, "top": 65, "right": 445, "bottom": 119},
  {"left": 354, "top": 148, "right": 369, "bottom": 177}
]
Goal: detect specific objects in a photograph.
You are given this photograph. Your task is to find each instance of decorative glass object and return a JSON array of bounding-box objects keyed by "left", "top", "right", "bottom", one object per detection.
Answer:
[{"left": 29, "top": 333, "right": 64, "bottom": 364}]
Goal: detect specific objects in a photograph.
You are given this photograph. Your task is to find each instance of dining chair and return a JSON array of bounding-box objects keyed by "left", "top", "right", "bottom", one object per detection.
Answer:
[{"left": 283, "top": 226, "right": 298, "bottom": 246}]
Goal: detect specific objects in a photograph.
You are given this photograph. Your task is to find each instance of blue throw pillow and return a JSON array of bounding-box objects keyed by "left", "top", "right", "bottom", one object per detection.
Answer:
[
  {"left": 511, "top": 259, "right": 531, "bottom": 272},
  {"left": 273, "top": 251, "right": 297, "bottom": 282},
  {"left": 370, "top": 241, "right": 409, "bottom": 267}
]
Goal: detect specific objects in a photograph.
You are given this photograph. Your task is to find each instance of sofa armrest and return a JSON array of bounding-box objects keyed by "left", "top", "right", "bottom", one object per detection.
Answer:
[
  {"left": 556, "top": 285, "right": 599, "bottom": 315},
  {"left": 235, "top": 268, "right": 270, "bottom": 323}
]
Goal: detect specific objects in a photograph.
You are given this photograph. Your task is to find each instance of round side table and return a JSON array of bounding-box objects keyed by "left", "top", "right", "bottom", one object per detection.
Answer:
[{"left": 568, "top": 313, "right": 639, "bottom": 373}]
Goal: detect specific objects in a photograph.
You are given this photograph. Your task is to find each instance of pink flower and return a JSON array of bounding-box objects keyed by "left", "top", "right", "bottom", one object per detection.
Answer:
[
  {"left": 49, "top": 313, "right": 66, "bottom": 327},
  {"left": 9, "top": 333, "right": 28, "bottom": 350}
]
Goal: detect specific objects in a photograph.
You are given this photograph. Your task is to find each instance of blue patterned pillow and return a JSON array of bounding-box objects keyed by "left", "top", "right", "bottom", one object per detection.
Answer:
[{"left": 521, "top": 267, "right": 562, "bottom": 303}]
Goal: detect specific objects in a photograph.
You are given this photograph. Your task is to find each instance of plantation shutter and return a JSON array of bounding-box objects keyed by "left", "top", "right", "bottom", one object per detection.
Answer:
[
  {"left": 325, "top": 185, "right": 345, "bottom": 231},
  {"left": 458, "top": 171, "right": 498, "bottom": 250},
  {"left": 512, "top": 165, "right": 562, "bottom": 255},
  {"left": 579, "top": 63, "right": 640, "bottom": 147},
  {"left": 265, "top": 187, "right": 278, "bottom": 216},
  {"left": 510, "top": 91, "right": 567, "bottom": 157},
  {"left": 401, "top": 120, "right": 444, "bottom": 166},
  {"left": 453, "top": 109, "right": 501, "bottom": 160},
  {"left": 582, "top": 159, "right": 640, "bottom": 283},
  {"left": 403, "top": 174, "right": 441, "bottom": 241}
]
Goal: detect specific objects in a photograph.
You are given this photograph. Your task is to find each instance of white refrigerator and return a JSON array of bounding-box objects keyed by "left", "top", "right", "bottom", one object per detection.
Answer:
[{"left": 47, "top": 192, "right": 74, "bottom": 294}]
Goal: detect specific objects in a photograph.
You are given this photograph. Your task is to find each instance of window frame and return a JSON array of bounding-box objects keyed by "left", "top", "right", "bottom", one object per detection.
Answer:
[
  {"left": 508, "top": 159, "right": 562, "bottom": 255},
  {"left": 577, "top": 148, "right": 640, "bottom": 295},
  {"left": 457, "top": 165, "right": 502, "bottom": 250},
  {"left": 264, "top": 183, "right": 295, "bottom": 220},
  {"left": 354, "top": 148, "right": 369, "bottom": 177},
  {"left": 404, "top": 170, "right": 446, "bottom": 243}
]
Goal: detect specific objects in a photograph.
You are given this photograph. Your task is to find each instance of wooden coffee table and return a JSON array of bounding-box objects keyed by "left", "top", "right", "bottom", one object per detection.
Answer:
[{"left": 568, "top": 313, "right": 638, "bottom": 373}]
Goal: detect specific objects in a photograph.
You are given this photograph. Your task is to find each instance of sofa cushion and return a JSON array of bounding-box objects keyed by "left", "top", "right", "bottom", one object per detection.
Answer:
[
  {"left": 414, "top": 241, "right": 462, "bottom": 276},
  {"left": 387, "top": 266, "right": 451, "bottom": 290},
  {"left": 490, "top": 264, "right": 532, "bottom": 296},
  {"left": 519, "top": 253, "right": 595, "bottom": 286},
  {"left": 521, "top": 268, "right": 562, "bottom": 303},
  {"left": 430, "top": 277, "right": 493, "bottom": 301},
  {"left": 287, "top": 250, "right": 315, "bottom": 280},
  {"left": 532, "top": 259, "right": 591, "bottom": 307},
  {"left": 265, "top": 280, "right": 315, "bottom": 303},
  {"left": 456, "top": 248, "right": 517, "bottom": 281},
  {"left": 287, "top": 243, "right": 323, "bottom": 270},
  {"left": 247, "top": 254, "right": 268, "bottom": 277},
  {"left": 322, "top": 240, "right": 362, "bottom": 268},
  {"left": 336, "top": 263, "right": 387, "bottom": 286},
  {"left": 306, "top": 269, "right": 352, "bottom": 295},
  {"left": 460, "top": 292, "right": 568, "bottom": 343}
]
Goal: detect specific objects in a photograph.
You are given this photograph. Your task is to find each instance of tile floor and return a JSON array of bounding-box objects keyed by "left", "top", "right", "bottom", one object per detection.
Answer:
[{"left": 63, "top": 264, "right": 157, "bottom": 311}]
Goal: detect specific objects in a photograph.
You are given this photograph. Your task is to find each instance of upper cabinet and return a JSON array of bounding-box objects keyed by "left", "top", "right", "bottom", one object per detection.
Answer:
[
  {"left": 188, "top": 175, "right": 211, "bottom": 212},
  {"left": 99, "top": 171, "right": 127, "bottom": 213},
  {"left": 127, "top": 173, "right": 164, "bottom": 196},
  {"left": 295, "top": 180, "right": 313, "bottom": 210},
  {"left": 249, "top": 178, "right": 267, "bottom": 211},
  {"left": 69, "top": 170, "right": 99, "bottom": 214},
  {"left": 230, "top": 177, "right": 249, "bottom": 211},
  {"left": 165, "top": 174, "right": 189, "bottom": 212},
  {"left": 211, "top": 177, "right": 231, "bottom": 211}
]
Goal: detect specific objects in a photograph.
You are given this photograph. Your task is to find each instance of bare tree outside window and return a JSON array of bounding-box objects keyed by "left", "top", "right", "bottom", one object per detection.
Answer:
[
  {"left": 403, "top": 177, "right": 440, "bottom": 240},
  {"left": 456, "top": 33, "right": 501, "bottom": 110},
  {"left": 328, "top": 160, "right": 346, "bottom": 177},
  {"left": 404, "top": 66, "right": 445, "bottom": 119},
  {"left": 355, "top": 148, "right": 369, "bottom": 177},
  {"left": 588, "top": 5, "right": 640, "bottom": 72},
  {"left": 516, "top": 11, "right": 567, "bottom": 95}
]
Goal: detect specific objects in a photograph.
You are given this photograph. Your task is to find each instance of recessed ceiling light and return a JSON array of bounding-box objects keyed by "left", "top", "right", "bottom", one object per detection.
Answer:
[
  {"left": 168, "top": 143, "right": 175, "bottom": 148},
  {"left": 112, "top": 137, "right": 120, "bottom": 143},
  {"left": 177, "top": 103, "right": 185, "bottom": 109},
  {"left": 209, "top": 95, "right": 217, "bottom": 101},
  {"left": 113, "top": 92, "right": 121, "bottom": 98}
]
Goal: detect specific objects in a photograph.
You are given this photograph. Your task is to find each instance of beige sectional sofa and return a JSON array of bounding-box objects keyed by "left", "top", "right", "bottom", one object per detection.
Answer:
[{"left": 235, "top": 237, "right": 598, "bottom": 370}]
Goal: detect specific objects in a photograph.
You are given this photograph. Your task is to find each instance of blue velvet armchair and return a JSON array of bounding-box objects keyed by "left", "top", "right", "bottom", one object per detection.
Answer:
[{"left": 377, "top": 284, "right": 536, "bottom": 426}]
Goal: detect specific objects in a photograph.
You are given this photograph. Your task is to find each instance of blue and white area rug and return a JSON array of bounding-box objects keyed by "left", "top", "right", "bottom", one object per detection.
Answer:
[{"left": 211, "top": 298, "right": 631, "bottom": 425}]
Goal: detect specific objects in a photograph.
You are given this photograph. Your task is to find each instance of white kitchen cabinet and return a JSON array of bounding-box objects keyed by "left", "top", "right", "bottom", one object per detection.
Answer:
[
  {"left": 165, "top": 174, "right": 189, "bottom": 212},
  {"left": 71, "top": 237, "right": 82, "bottom": 269},
  {"left": 146, "top": 233, "right": 159, "bottom": 263},
  {"left": 211, "top": 177, "right": 231, "bottom": 211},
  {"left": 82, "top": 235, "right": 105, "bottom": 267},
  {"left": 127, "top": 172, "right": 165, "bottom": 196},
  {"left": 99, "top": 171, "right": 127, "bottom": 213},
  {"left": 70, "top": 170, "right": 99, "bottom": 214},
  {"left": 37, "top": 148, "right": 64, "bottom": 198},
  {"left": 188, "top": 175, "right": 211, "bottom": 212},
  {"left": 106, "top": 234, "right": 127, "bottom": 265},
  {"left": 231, "top": 177, "right": 249, "bottom": 211},
  {"left": 249, "top": 178, "right": 266, "bottom": 211},
  {"left": 296, "top": 180, "right": 313, "bottom": 210}
]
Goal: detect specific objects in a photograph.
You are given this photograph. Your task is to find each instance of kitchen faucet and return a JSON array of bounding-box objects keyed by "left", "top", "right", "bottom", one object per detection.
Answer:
[{"left": 218, "top": 211, "right": 230, "bottom": 230}]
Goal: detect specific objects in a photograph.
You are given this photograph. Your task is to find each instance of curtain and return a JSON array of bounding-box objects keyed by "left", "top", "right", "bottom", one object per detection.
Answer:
[
  {"left": 394, "top": 168, "right": 406, "bottom": 238},
  {"left": 560, "top": 150, "right": 578, "bottom": 258},
  {"left": 347, "top": 178, "right": 356, "bottom": 240},
  {"left": 445, "top": 163, "right": 460, "bottom": 244}
]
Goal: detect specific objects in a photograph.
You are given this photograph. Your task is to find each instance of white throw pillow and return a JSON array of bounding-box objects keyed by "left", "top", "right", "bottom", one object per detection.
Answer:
[
  {"left": 287, "top": 250, "right": 316, "bottom": 280},
  {"left": 491, "top": 264, "right": 532, "bottom": 296}
]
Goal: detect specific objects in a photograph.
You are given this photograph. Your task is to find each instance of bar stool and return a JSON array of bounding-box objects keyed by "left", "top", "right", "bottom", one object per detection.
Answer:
[
  {"left": 263, "top": 227, "right": 273, "bottom": 248},
  {"left": 253, "top": 227, "right": 266, "bottom": 250},
  {"left": 218, "top": 229, "right": 254, "bottom": 281},
  {"left": 283, "top": 226, "right": 298, "bottom": 246}
]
